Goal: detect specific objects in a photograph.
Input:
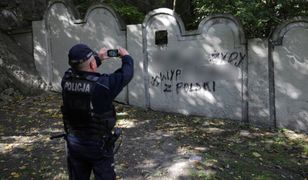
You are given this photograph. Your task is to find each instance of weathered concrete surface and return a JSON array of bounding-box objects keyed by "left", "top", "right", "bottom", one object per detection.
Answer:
[
  {"left": 33, "top": 20, "right": 50, "bottom": 85},
  {"left": 248, "top": 39, "right": 270, "bottom": 126},
  {"left": 143, "top": 9, "right": 246, "bottom": 120},
  {"left": 273, "top": 25, "right": 308, "bottom": 132},
  {"left": 127, "top": 24, "right": 146, "bottom": 107},
  {"left": 34, "top": 2, "right": 127, "bottom": 102},
  {"left": 31, "top": 3, "right": 308, "bottom": 132}
]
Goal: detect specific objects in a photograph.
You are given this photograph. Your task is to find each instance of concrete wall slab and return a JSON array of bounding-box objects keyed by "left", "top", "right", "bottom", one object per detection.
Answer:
[
  {"left": 32, "top": 20, "right": 51, "bottom": 84},
  {"left": 143, "top": 9, "right": 246, "bottom": 120},
  {"left": 44, "top": 2, "right": 127, "bottom": 102},
  {"left": 32, "top": 3, "right": 308, "bottom": 132},
  {"left": 273, "top": 27, "right": 308, "bottom": 132},
  {"left": 127, "top": 24, "right": 146, "bottom": 107},
  {"left": 248, "top": 39, "right": 270, "bottom": 126}
]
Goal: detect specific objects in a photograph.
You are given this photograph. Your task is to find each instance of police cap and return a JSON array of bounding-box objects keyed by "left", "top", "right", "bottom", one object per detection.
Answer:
[{"left": 68, "top": 44, "right": 101, "bottom": 66}]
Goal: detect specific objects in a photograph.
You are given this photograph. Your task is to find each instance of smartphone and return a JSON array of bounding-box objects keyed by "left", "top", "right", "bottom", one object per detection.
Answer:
[{"left": 107, "top": 49, "right": 119, "bottom": 57}]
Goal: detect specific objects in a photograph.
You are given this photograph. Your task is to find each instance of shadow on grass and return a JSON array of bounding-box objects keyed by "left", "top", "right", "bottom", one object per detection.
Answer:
[
  {"left": 0, "top": 92, "right": 67, "bottom": 179},
  {"left": 116, "top": 104, "right": 308, "bottom": 179},
  {"left": 0, "top": 92, "right": 307, "bottom": 179}
]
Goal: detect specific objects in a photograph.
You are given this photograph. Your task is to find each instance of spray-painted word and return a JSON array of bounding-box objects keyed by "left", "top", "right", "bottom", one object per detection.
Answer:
[
  {"left": 175, "top": 81, "right": 215, "bottom": 94},
  {"left": 151, "top": 69, "right": 215, "bottom": 94},
  {"left": 210, "top": 51, "right": 246, "bottom": 67},
  {"left": 151, "top": 69, "right": 182, "bottom": 87}
]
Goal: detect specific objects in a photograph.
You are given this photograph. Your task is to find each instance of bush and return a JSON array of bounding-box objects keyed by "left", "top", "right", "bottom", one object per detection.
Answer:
[
  {"left": 72, "top": 0, "right": 144, "bottom": 25},
  {"left": 192, "top": 0, "right": 308, "bottom": 38}
]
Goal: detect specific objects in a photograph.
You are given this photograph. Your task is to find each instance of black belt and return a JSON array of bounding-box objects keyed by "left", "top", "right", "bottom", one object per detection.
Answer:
[{"left": 50, "top": 128, "right": 122, "bottom": 156}]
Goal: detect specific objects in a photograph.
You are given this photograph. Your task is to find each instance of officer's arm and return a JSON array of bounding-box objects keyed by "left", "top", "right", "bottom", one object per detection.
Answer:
[
  {"left": 109, "top": 54, "right": 134, "bottom": 99},
  {"left": 61, "top": 69, "right": 71, "bottom": 89}
]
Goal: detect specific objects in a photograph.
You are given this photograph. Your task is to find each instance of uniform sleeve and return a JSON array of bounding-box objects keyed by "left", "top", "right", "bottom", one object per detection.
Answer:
[
  {"left": 95, "top": 57, "right": 102, "bottom": 67},
  {"left": 61, "top": 69, "right": 70, "bottom": 89},
  {"left": 108, "top": 55, "right": 134, "bottom": 99}
]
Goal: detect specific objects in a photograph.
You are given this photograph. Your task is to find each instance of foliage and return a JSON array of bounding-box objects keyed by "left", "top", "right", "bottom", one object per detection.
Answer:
[
  {"left": 71, "top": 0, "right": 93, "bottom": 17},
  {"left": 104, "top": 0, "right": 144, "bottom": 24},
  {"left": 72, "top": 0, "right": 308, "bottom": 37},
  {"left": 72, "top": 0, "right": 144, "bottom": 24},
  {"left": 192, "top": 0, "right": 308, "bottom": 38}
]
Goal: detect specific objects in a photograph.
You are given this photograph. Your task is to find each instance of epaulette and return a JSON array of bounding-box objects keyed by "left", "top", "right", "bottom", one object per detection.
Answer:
[
  {"left": 64, "top": 68, "right": 99, "bottom": 82},
  {"left": 84, "top": 75, "right": 100, "bottom": 82}
]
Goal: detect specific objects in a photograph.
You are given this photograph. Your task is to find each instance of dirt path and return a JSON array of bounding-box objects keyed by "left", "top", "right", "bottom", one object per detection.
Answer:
[
  {"left": 0, "top": 92, "right": 307, "bottom": 179},
  {"left": 115, "top": 110, "right": 195, "bottom": 180}
]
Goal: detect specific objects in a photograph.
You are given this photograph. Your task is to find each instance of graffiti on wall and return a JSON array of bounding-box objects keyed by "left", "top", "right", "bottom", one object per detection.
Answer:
[
  {"left": 209, "top": 50, "right": 246, "bottom": 67},
  {"left": 150, "top": 69, "right": 216, "bottom": 94},
  {"left": 153, "top": 49, "right": 246, "bottom": 67},
  {"left": 149, "top": 50, "right": 246, "bottom": 95}
]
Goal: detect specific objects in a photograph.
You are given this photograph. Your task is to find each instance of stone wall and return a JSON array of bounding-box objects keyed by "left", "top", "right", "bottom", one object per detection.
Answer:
[
  {"left": 32, "top": 1, "right": 308, "bottom": 132},
  {"left": 247, "top": 39, "right": 270, "bottom": 127},
  {"left": 142, "top": 9, "right": 247, "bottom": 121},
  {"left": 270, "top": 18, "right": 308, "bottom": 132},
  {"left": 33, "top": 1, "right": 127, "bottom": 102}
]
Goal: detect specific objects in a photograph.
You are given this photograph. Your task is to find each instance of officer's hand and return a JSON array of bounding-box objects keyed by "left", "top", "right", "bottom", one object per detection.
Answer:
[
  {"left": 118, "top": 47, "right": 129, "bottom": 57},
  {"left": 98, "top": 47, "right": 108, "bottom": 61}
]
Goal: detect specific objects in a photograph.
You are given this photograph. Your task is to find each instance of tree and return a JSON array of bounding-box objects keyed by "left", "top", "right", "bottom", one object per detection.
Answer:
[
  {"left": 72, "top": 0, "right": 308, "bottom": 38},
  {"left": 192, "top": 0, "right": 308, "bottom": 38}
]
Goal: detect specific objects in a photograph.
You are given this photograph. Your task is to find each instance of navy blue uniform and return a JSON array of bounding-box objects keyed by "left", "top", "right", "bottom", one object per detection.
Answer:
[{"left": 61, "top": 55, "right": 134, "bottom": 180}]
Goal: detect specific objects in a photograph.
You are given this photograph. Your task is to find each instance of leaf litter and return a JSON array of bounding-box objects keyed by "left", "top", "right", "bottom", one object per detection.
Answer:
[{"left": 0, "top": 92, "right": 307, "bottom": 179}]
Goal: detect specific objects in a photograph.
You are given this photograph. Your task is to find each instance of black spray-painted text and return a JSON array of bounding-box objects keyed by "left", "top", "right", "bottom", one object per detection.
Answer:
[
  {"left": 210, "top": 51, "right": 246, "bottom": 67},
  {"left": 151, "top": 69, "right": 215, "bottom": 94}
]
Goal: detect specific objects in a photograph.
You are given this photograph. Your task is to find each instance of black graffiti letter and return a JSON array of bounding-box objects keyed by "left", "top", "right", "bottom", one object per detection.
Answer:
[
  {"left": 235, "top": 53, "right": 246, "bottom": 67},
  {"left": 195, "top": 83, "right": 201, "bottom": 91},
  {"left": 189, "top": 83, "right": 194, "bottom": 92},
  {"left": 228, "top": 52, "right": 238, "bottom": 63},
  {"left": 176, "top": 69, "right": 182, "bottom": 81},
  {"left": 166, "top": 71, "right": 170, "bottom": 81},
  {"left": 221, "top": 52, "right": 228, "bottom": 60},
  {"left": 184, "top": 83, "right": 189, "bottom": 92},
  {"left": 160, "top": 72, "right": 167, "bottom": 81},
  {"left": 151, "top": 76, "right": 160, "bottom": 87},
  {"left": 212, "top": 81, "right": 216, "bottom": 92},
  {"left": 176, "top": 82, "right": 183, "bottom": 94},
  {"left": 170, "top": 69, "right": 175, "bottom": 81},
  {"left": 163, "top": 84, "right": 172, "bottom": 93},
  {"left": 210, "top": 51, "right": 220, "bottom": 61},
  {"left": 203, "top": 82, "right": 210, "bottom": 91}
]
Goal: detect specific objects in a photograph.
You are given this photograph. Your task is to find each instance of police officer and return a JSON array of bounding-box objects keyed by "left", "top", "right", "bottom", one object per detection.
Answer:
[{"left": 61, "top": 44, "right": 134, "bottom": 180}]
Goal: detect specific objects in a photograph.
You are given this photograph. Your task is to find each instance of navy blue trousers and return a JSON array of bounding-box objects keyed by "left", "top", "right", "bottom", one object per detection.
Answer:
[{"left": 66, "top": 135, "right": 116, "bottom": 180}]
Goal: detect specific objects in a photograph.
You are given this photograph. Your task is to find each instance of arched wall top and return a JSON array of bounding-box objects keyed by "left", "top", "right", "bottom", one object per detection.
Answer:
[
  {"left": 44, "top": 0, "right": 80, "bottom": 22},
  {"left": 143, "top": 8, "right": 245, "bottom": 44},
  {"left": 198, "top": 14, "right": 246, "bottom": 44},
  {"left": 271, "top": 16, "right": 308, "bottom": 46},
  {"left": 44, "top": 0, "right": 126, "bottom": 30},
  {"left": 142, "top": 8, "right": 186, "bottom": 34},
  {"left": 83, "top": 4, "right": 126, "bottom": 30}
]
